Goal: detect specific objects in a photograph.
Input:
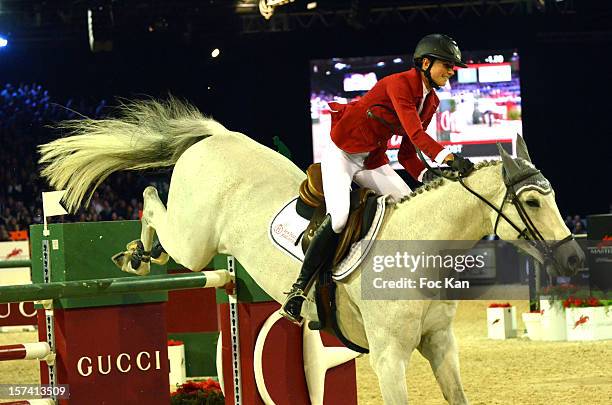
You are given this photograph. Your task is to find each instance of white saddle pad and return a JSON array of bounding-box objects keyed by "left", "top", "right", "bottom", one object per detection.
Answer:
[{"left": 268, "top": 196, "right": 388, "bottom": 281}]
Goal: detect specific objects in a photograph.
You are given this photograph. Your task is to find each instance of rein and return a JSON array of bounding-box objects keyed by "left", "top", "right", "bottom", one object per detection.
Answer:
[{"left": 365, "top": 105, "right": 575, "bottom": 265}]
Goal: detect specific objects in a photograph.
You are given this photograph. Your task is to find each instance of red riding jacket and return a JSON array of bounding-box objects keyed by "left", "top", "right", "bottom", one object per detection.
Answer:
[{"left": 327, "top": 68, "right": 449, "bottom": 181}]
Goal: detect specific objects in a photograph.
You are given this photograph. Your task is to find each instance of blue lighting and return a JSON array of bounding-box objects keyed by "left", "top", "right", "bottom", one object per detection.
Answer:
[{"left": 0, "top": 36, "right": 7, "bottom": 48}]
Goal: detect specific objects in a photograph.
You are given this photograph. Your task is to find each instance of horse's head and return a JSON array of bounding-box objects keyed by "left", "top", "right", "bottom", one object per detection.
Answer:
[{"left": 491, "top": 136, "right": 585, "bottom": 277}]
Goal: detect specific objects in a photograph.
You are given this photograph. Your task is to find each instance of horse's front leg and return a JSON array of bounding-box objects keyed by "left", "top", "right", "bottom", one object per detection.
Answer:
[
  {"left": 368, "top": 340, "right": 413, "bottom": 404},
  {"left": 362, "top": 304, "right": 423, "bottom": 404},
  {"left": 418, "top": 328, "right": 469, "bottom": 405}
]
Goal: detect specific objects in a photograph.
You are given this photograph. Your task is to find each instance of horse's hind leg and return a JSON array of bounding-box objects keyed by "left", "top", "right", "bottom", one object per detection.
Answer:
[
  {"left": 112, "top": 186, "right": 168, "bottom": 276},
  {"left": 418, "top": 329, "right": 469, "bottom": 405}
]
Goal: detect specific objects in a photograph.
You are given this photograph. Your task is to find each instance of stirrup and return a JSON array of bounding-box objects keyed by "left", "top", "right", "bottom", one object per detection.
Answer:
[
  {"left": 280, "top": 288, "right": 306, "bottom": 326},
  {"left": 283, "top": 287, "right": 304, "bottom": 296}
]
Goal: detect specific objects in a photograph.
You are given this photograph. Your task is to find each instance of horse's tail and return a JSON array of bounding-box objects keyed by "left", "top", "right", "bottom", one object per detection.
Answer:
[{"left": 38, "top": 96, "right": 228, "bottom": 213}]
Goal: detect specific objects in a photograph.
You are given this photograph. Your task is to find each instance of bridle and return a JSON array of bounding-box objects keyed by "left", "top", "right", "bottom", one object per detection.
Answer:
[
  {"left": 366, "top": 105, "right": 575, "bottom": 268},
  {"left": 465, "top": 164, "right": 573, "bottom": 268}
]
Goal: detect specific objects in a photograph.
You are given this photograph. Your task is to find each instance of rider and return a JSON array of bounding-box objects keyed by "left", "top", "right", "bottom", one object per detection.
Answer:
[{"left": 280, "top": 33, "right": 475, "bottom": 325}]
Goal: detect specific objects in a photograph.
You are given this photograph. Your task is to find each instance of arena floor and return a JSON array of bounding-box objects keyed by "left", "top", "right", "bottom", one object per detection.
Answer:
[
  {"left": 1, "top": 300, "right": 610, "bottom": 404},
  {"left": 355, "top": 300, "right": 612, "bottom": 405}
]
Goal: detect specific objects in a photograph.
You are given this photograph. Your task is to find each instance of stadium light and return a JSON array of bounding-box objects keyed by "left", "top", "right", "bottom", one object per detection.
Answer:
[
  {"left": 334, "top": 62, "right": 348, "bottom": 70},
  {"left": 87, "top": 2, "right": 114, "bottom": 52},
  {"left": 259, "top": 0, "right": 295, "bottom": 20}
]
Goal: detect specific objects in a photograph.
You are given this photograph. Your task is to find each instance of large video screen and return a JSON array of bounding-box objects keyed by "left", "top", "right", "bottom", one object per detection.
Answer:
[{"left": 310, "top": 50, "right": 522, "bottom": 168}]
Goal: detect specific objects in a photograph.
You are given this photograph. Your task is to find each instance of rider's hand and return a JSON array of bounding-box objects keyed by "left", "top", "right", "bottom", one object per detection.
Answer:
[{"left": 448, "top": 154, "right": 475, "bottom": 176}]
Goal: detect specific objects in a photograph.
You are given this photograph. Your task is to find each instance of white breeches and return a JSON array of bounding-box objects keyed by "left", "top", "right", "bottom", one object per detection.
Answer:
[{"left": 321, "top": 142, "right": 412, "bottom": 233}]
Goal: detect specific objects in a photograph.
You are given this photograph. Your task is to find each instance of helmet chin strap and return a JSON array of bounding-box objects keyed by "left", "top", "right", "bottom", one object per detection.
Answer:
[{"left": 421, "top": 57, "right": 440, "bottom": 90}]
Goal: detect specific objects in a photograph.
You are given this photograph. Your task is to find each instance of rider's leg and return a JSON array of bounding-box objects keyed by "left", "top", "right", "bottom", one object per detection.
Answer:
[
  {"left": 322, "top": 145, "right": 363, "bottom": 233},
  {"left": 353, "top": 164, "right": 412, "bottom": 202},
  {"left": 280, "top": 142, "right": 361, "bottom": 325},
  {"left": 280, "top": 214, "right": 339, "bottom": 324}
]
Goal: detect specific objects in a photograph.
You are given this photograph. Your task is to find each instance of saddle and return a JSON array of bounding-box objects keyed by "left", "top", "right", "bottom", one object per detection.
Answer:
[
  {"left": 295, "top": 163, "right": 376, "bottom": 353},
  {"left": 297, "top": 163, "right": 379, "bottom": 265}
]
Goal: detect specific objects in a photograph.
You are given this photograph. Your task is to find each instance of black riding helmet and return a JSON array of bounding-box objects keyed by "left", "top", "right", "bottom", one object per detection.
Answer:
[{"left": 413, "top": 34, "right": 467, "bottom": 89}]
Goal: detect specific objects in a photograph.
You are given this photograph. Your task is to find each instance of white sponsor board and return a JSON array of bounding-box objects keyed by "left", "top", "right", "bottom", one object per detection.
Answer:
[
  {"left": 0, "top": 240, "right": 31, "bottom": 285},
  {"left": 0, "top": 240, "right": 36, "bottom": 330}
]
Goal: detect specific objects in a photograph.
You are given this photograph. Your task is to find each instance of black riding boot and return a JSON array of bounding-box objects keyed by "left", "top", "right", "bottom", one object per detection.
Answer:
[{"left": 280, "top": 214, "right": 339, "bottom": 325}]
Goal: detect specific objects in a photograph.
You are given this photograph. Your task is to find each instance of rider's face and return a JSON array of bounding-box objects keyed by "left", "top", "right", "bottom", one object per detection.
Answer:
[{"left": 423, "top": 58, "right": 455, "bottom": 88}]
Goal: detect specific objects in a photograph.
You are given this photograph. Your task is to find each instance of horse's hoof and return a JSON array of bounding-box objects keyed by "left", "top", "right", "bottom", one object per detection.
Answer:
[
  {"left": 151, "top": 239, "right": 168, "bottom": 265},
  {"left": 113, "top": 240, "right": 140, "bottom": 270},
  {"left": 127, "top": 265, "right": 150, "bottom": 276},
  {"left": 111, "top": 251, "right": 128, "bottom": 270},
  {"left": 111, "top": 251, "right": 150, "bottom": 276},
  {"left": 151, "top": 252, "right": 169, "bottom": 265},
  {"left": 125, "top": 239, "right": 140, "bottom": 251},
  {"left": 123, "top": 261, "right": 150, "bottom": 276},
  {"left": 130, "top": 254, "right": 142, "bottom": 271}
]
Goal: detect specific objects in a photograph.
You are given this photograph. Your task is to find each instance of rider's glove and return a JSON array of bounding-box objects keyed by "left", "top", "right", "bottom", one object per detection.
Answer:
[{"left": 448, "top": 154, "right": 475, "bottom": 177}]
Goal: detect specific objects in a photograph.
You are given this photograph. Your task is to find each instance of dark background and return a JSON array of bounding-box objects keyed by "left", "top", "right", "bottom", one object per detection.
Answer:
[{"left": 0, "top": 0, "right": 610, "bottom": 216}]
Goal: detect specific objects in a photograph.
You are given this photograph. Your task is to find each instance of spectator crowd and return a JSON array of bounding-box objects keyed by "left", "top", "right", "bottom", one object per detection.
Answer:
[
  {"left": 565, "top": 215, "right": 588, "bottom": 235},
  {"left": 0, "top": 82, "right": 169, "bottom": 241}
]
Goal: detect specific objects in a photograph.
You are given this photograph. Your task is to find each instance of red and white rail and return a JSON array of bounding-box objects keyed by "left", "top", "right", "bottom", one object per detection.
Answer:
[{"left": 0, "top": 342, "right": 51, "bottom": 361}]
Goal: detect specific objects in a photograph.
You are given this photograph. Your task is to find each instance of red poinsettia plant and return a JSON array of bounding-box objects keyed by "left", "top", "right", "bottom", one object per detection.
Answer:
[
  {"left": 541, "top": 283, "right": 579, "bottom": 297},
  {"left": 171, "top": 378, "right": 224, "bottom": 405},
  {"left": 488, "top": 303, "right": 512, "bottom": 308},
  {"left": 539, "top": 284, "right": 585, "bottom": 310},
  {"left": 562, "top": 296, "right": 603, "bottom": 308}
]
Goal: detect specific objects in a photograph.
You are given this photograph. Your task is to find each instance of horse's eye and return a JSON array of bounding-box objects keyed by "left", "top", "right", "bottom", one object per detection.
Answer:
[{"left": 526, "top": 199, "right": 540, "bottom": 208}]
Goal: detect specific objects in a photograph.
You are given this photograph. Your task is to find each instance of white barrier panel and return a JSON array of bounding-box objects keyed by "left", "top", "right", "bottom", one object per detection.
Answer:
[{"left": 0, "top": 241, "right": 36, "bottom": 331}]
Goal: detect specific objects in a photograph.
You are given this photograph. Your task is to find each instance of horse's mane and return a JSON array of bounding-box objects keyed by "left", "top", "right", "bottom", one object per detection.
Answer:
[{"left": 394, "top": 160, "right": 502, "bottom": 208}]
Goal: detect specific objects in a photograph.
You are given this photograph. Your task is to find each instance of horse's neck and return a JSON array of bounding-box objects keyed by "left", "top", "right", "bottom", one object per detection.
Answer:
[{"left": 381, "top": 166, "right": 502, "bottom": 240}]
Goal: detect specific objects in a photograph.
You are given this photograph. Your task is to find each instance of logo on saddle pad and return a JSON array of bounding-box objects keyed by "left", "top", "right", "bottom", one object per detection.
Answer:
[
  {"left": 268, "top": 196, "right": 387, "bottom": 280},
  {"left": 272, "top": 223, "right": 301, "bottom": 245}
]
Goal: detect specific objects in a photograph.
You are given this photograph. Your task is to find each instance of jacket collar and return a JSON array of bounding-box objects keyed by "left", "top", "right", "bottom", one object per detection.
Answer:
[
  {"left": 406, "top": 68, "right": 424, "bottom": 97},
  {"left": 406, "top": 69, "right": 439, "bottom": 103},
  {"left": 406, "top": 68, "right": 439, "bottom": 118}
]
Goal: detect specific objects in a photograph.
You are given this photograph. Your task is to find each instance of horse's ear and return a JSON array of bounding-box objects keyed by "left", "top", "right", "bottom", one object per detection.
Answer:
[
  {"left": 497, "top": 142, "right": 521, "bottom": 178},
  {"left": 515, "top": 134, "right": 532, "bottom": 163}
]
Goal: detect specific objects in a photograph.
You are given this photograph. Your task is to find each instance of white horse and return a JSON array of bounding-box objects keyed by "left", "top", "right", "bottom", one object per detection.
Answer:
[{"left": 39, "top": 98, "right": 583, "bottom": 404}]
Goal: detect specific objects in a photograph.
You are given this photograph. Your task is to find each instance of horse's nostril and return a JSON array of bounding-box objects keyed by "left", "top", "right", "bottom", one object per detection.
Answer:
[{"left": 568, "top": 255, "right": 579, "bottom": 267}]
